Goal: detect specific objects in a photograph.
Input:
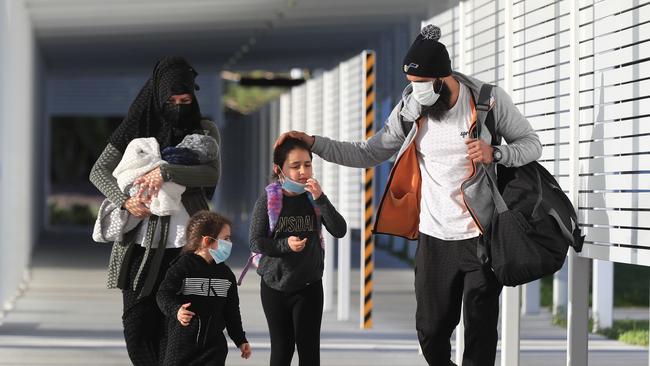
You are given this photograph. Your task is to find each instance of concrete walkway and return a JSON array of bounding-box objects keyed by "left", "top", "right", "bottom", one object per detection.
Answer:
[{"left": 0, "top": 230, "right": 647, "bottom": 365}]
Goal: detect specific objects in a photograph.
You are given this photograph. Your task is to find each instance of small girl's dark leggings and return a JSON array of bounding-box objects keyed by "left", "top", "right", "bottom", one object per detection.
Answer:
[{"left": 260, "top": 279, "right": 323, "bottom": 366}]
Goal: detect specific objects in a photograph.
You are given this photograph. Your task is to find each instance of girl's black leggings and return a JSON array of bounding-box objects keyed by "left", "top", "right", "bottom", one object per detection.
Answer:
[{"left": 260, "top": 279, "right": 323, "bottom": 366}]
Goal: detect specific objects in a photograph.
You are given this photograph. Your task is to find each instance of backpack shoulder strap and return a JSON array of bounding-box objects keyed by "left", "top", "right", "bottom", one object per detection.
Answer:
[
  {"left": 401, "top": 117, "right": 414, "bottom": 137},
  {"left": 399, "top": 98, "right": 414, "bottom": 136},
  {"left": 239, "top": 183, "right": 282, "bottom": 286},
  {"left": 266, "top": 182, "right": 283, "bottom": 234},
  {"left": 475, "top": 83, "right": 499, "bottom": 146}
]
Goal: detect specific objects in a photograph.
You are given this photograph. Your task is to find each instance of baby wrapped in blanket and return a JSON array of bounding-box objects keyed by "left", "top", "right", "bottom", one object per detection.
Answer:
[{"left": 92, "top": 134, "right": 218, "bottom": 243}]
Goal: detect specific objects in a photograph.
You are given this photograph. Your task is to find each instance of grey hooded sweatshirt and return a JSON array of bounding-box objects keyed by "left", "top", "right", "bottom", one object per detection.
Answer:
[{"left": 311, "top": 71, "right": 542, "bottom": 236}]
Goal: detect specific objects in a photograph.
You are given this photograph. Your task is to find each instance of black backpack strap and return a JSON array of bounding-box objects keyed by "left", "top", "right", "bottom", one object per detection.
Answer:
[
  {"left": 475, "top": 83, "right": 499, "bottom": 146},
  {"left": 485, "top": 107, "right": 499, "bottom": 146},
  {"left": 399, "top": 98, "right": 415, "bottom": 136},
  {"left": 400, "top": 117, "right": 414, "bottom": 137}
]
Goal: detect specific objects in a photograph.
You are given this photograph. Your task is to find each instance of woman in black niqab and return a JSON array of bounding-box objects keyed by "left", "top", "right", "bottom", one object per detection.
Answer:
[
  {"left": 109, "top": 56, "right": 202, "bottom": 153},
  {"left": 89, "top": 57, "right": 222, "bottom": 366}
]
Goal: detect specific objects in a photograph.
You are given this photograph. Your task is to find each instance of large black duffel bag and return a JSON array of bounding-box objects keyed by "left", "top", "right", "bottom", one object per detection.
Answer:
[
  {"left": 481, "top": 161, "right": 584, "bottom": 286},
  {"left": 471, "top": 83, "right": 584, "bottom": 287}
]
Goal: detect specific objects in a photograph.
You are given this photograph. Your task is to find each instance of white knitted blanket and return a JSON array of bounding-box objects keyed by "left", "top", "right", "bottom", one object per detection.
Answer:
[
  {"left": 113, "top": 137, "right": 185, "bottom": 216},
  {"left": 93, "top": 138, "right": 185, "bottom": 243}
]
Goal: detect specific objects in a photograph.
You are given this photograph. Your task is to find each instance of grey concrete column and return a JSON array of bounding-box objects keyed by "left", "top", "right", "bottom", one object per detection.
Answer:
[
  {"left": 0, "top": 0, "right": 7, "bottom": 321},
  {"left": 0, "top": 0, "right": 37, "bottom": 315}
]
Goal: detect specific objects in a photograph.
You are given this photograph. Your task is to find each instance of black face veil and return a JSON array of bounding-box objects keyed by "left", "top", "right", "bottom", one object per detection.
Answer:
[{"left": 109, "top": 57, "right": 202, "bottom": 153}]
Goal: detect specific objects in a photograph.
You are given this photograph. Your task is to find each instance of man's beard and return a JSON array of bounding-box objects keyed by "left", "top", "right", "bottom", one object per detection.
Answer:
[{"left": 421, "top": 79, "right": 452, "bottom": 121}]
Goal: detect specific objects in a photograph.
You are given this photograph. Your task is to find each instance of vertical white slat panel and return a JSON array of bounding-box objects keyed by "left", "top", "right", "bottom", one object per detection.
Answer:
[
  {"left": 514, "top": 0, "right": 571, "bottom": 318},
  {"left": 306, "top": 74, "right": 335, "bottom": 312},
  {"left": 568, "top": 0, "right": 590, "bottom": 364},
  {"left": 290, "top": 84, "right": 307, "bottom": 132},
  {"left": 501, "top": 2, "right": 521, "bottom": 365},
  {"left": 322, "top": 69, "right": 340, "bottom": 209},
  {"left": 305, "top": 77, "right": 324, "bottom": 182},
  {"left": 338, "top": 55, "right": 363, "bottom": 230},
  {"left": 322, "top": 68, "right": 340, "bottom": 313},
  {"left": 336, "top": 57, "right": 358, "bottom": 321},
  {"left": 279, "top": 92, "right": 292, "bottom": 134},
  {"left": 268, "top": 99, "right": 281, "bottom": 167}
]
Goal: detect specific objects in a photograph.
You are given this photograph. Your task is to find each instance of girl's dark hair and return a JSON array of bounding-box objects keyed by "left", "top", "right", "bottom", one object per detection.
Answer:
[
  {"left": 183, "top": 210, "right": 232, "bottom": 253},
  {"left": 271, "top": 137, "right": 313, "bottom": 180}
]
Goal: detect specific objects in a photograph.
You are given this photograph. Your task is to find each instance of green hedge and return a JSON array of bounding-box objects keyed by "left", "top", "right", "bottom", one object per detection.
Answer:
[
  {"left": 49, "top": 202, "right": 96, "bottom": 226},
  {"left": 541, "top": 263, "right": 650, "bottom": 308}
]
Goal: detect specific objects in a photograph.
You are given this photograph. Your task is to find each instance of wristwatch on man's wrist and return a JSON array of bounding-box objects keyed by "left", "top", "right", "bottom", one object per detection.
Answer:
[{"left": 492, "top": 146, "right": 502, "bottom": 163}]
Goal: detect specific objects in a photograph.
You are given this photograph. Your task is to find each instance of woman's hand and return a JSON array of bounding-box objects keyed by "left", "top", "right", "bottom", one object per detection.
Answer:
[
  {"left": 304, "top": 178, "right": 322, "bottom": 200},
  {"left": 239, "top": 343, "right": 252, "bottom": 359},
  {"left": 177, "top": 302, "right": 195, "bottom": 326},
  {"left": 134, "top": 166, "right": 164, "bottom": 202},
  {"left": 287, "top": 236, "right": 307, "bottom": 252},
  {"left": 123, "top": 196, "right": 151, "bottom": 218},
  {"left": 465, "top": 138, "right": 494, "bottom": 164}
]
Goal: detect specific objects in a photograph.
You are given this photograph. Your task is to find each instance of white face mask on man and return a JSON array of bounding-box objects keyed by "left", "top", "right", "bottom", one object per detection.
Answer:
[{"left": 411, "top": 79, "right": 444, "bottom": 106}]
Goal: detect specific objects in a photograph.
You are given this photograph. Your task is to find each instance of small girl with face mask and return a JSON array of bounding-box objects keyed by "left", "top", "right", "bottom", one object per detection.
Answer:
[
  {"left": 157, "top": 211, "right": 251, "bottom": 366},
  {"left": 249, "top": 137, "right": 347, "bottom": 366}
]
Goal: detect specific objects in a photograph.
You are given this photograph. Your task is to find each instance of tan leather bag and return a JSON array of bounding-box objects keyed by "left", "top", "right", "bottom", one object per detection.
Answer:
[{"left": 373, "top": 120, "right": 423, "bottom": 240}]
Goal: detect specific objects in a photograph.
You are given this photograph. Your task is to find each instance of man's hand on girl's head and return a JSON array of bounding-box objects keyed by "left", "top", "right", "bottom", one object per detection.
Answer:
[{"left": 274, "top": 131, "right": 315, "bottom": 149}]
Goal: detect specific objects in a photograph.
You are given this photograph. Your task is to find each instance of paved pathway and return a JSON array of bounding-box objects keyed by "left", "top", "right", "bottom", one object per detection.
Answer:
[{"left": 0, "top": 231, "right": 647, "bottom": 365}]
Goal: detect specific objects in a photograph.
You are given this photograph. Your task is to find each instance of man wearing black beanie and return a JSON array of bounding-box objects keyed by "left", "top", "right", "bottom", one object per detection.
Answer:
[{"left": 276, "top": 24, "right": 542, "bottom": 366}]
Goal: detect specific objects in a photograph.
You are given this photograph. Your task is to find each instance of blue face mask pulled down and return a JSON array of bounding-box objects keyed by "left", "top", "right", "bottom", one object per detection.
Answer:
[
  {"left": 208, "top": 239, "right": 232, "bottom": 264},
  {"left": 280, "top": 171, "right": 306, "bottom": 194}
]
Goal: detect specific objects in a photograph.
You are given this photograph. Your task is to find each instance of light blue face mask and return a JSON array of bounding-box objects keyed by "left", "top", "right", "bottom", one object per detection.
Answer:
[
  {"left": 280, "top": 170, "right": 306, "bottom": 194},
  {"left": 208, "top": 239, "right": 232, "bottom": 264}
]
